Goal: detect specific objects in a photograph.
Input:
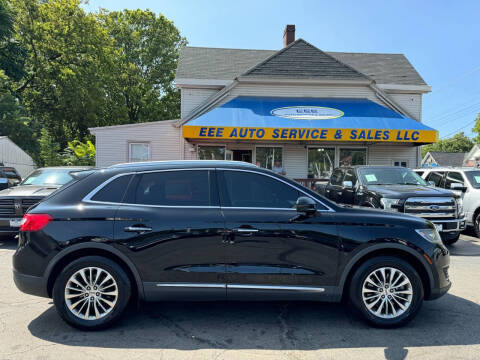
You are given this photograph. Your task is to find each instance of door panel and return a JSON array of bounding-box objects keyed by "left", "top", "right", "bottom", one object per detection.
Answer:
[
  {"left": 218, "top": 170, "right": 339, "bottom": 300},
  {"left": 113, "top": 169, "right": 226, "bottom": 300}
]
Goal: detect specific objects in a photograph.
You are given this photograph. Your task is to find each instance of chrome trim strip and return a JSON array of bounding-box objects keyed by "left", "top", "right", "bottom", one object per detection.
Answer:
[
  {"left": 227, "top": 284, "right": 325, "bottom": 292},
  {"left": 216, "top": 167, "right": 335, "bottom": 213},
  {"left": 155, "top": 283, "right": 226, "bottom": 288},
  {"left": 404, "top": 197, "right": 455, "bottom": 204},
  {"left": 410, "top": 213, "right": 456, "bottom": 218}
]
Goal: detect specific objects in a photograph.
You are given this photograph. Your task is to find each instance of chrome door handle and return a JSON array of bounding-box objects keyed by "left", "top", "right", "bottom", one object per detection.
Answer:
[
  {"left": 124, "top": 226, "right": 152, "bottom": 233},
  {"left": 234, "top": 228, "right": 259, "bottom": 233}
]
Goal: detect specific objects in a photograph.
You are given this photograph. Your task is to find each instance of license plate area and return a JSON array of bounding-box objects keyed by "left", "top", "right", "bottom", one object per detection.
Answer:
[
  {"left": 434, "top": 223, "right": 443, "bottom": 232},
  {"left": 9, "top": 218, "right": 23, "bottom": 227}
]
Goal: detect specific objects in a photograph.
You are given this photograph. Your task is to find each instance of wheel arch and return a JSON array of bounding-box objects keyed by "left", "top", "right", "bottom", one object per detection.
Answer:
[
  {"left": 44, "top": 243, "right": 144, "bottom": 300},
  {"left": 339, "top": 244, "right": 434, "bottom": 300}
]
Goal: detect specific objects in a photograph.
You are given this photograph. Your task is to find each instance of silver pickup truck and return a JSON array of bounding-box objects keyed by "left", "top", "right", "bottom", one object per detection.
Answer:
[{"left": 415, "top": 167, "right": 480, "bottom": 237}]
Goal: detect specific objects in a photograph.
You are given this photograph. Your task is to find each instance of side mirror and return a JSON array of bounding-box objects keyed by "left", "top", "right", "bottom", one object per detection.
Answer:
[
  {"left": 295, "top": 196, "right": 317, "bottom": 216},
  {"left": 450, "top": 182, "right": 467, "bottom": 192},
  {"left": 342, "top": 180, "right": 353, "bottom": 189},
  {"left": 428, "top": 180, "right": 435, "bottom": 187}
]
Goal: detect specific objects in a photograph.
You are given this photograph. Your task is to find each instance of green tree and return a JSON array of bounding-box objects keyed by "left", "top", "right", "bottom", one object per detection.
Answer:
[
  {"left": 422, "top": 132, "right": 475, "bottom": 157},
  {"left": 61, "top": 139, "right": 95, "bottom": 165},
  {"left": 471, "top": 113, "right": 480, "bottom": 144},
  {"left": 38, "top": 128, "right": 62, "bottom": 166},
  {"left": 98, "top": 9, "right": 186, "bottom": 123}
]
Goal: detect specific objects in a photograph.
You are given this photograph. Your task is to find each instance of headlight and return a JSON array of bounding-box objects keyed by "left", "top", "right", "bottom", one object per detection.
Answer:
[
  {"left": 416, "top": 228, "right": 442, "bottom": 245},
  {"left": 380, "top": 198, "right": 400, "bottom": 211},
  {"left": 456, "top": 197, "right": 464, "bottom": 217}
]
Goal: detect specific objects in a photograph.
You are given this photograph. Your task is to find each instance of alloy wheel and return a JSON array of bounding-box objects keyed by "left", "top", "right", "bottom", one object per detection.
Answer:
[
  {"left": 64, "top": 267, "right": 118, "bottom": 320},
  {"left": 361, "top": 267, "right": 413, "bottom": 319}
]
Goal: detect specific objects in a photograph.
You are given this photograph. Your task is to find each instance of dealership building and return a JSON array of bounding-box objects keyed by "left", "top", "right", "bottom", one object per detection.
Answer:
[{"left": 90, "top": 25, "right": 437, "bottom": 183}]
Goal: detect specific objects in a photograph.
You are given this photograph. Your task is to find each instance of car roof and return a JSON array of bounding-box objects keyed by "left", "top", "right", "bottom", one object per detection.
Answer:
[
  {"left": 36, "top": 166, "right": 93, "bottom": 170},
  {"left": 108, "top": 160, "right": 257, "bottom": 171},
  {"left": 414, "top": 167, "right": 478, "bottom": 172}
]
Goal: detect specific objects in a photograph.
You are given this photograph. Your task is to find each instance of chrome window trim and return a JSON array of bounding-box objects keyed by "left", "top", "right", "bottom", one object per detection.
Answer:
[{"left": 217, "top": 168, "right": 335, "bottom": 212}]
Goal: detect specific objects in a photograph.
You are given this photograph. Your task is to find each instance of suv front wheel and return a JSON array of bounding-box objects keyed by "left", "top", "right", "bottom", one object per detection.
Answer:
[
  {"left": 348, "top": 256, "right": 424, "bottom": 328},
  {"left": 53, "top": 256, "right": 131, "bottom": 330}
]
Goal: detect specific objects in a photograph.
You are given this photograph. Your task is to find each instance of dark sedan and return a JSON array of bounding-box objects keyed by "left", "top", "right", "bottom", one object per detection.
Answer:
[{"left": 13, "top": 161, "right": 450, "bottom": 330}]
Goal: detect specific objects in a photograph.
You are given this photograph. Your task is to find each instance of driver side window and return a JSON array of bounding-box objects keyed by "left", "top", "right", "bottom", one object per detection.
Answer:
[{"left": 220, "top": 170, "right": 301, "bottom": 209}]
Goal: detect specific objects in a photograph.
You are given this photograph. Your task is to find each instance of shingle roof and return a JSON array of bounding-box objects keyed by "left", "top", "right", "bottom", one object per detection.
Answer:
[
  {"left": 427, "top": 152, "right": 468, "bottom": 167},
  {"left": 176, "top": 42, "right": 427, "bottom": 85},
  {"left": 242, "top": 39, "right": 368, "bottom": 80}
]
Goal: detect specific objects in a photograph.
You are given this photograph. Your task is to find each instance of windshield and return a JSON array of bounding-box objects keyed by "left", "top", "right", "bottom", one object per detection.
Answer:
[
  {"left": 21, "top": 169, "right": 74, "bottom": 186},
  {"left": 358, "top": 167, "right": 427, "bottom": 186},
  {"left": 465, "top": 171, "right": 480, "bottom": 189}
]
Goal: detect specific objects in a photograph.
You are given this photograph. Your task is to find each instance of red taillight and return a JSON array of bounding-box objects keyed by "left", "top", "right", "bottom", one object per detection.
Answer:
[{"left": 19, "top": 214, "right": 53, "bottom": 232}]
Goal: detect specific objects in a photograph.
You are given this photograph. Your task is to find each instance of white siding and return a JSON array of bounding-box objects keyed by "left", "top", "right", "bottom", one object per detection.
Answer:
[
  {"left": 0, "top": 137, "right": 35, "bottom": 178},
  {"left": 93, "top": 121, "right": 182, "bottom": 167},
  {"left": 389, "top": 93, "right": 422, "bottom": 120},
  {"left": 368, "top": 144, "right": 419, "bottom": 168},
  {"left": 181, "top": 88, "right": 219, "bottom": 118}
]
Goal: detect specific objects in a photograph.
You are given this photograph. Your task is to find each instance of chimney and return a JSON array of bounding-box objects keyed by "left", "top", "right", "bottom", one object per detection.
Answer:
[{"left": 283, "top": 25, "right": 295, "bottom": 47}]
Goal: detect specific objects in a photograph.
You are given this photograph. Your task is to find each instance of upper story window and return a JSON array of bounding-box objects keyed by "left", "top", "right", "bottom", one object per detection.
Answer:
[{"left": 129, "top": 143, "right": 150, "bottom": 162}]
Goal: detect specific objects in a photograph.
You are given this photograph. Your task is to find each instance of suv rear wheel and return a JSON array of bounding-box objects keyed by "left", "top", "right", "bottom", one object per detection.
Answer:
[
  {"left": 349, "top": 256, "right": 424, "bottom": 328},
  {"left": 53, "top": 256, "right": 131, "bottom": 330}
]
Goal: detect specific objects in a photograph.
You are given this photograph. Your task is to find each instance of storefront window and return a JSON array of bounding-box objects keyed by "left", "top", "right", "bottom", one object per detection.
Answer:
[
  {"left": 339, "top": 148, "right": 366, "bottom": 166},
  {"left": 255, "top": 147, "right": 282, "bottom": 170},
  {"left": 308, "top": 148, "right": 335, "bottom": 179},
  {"left": 198, "top": 146, "right": 225, "bottom": 160}
]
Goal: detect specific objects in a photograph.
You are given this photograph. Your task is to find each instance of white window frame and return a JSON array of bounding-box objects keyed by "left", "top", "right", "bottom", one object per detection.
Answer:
[{"left": 128, "top": 142, "right": 151, "bottom": 162}]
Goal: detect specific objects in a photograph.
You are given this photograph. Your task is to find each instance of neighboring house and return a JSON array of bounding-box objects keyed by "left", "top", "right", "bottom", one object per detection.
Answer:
[
  {"left": 90, "top": 25, "right": 436, "bottom": 178},
  {"left": 421, "top": 151, "right": 468, "bottom": 167},
  {"left": 0, "top": 136, "right": 36, "bottom": 178},
  {"left": 463, "top": 144, "right": 480, "bottom": 167}
]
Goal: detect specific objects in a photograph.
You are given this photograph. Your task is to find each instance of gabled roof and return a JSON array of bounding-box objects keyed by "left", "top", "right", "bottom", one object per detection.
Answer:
[
  {"left": 241, "top": 39, "right": 368, "bottom": 80},
  {"left": 176, "top": 43, "right": 427, "bottom": 85},
  {"left": 424, "top": 152, "right": 468, "bottom": 167}
]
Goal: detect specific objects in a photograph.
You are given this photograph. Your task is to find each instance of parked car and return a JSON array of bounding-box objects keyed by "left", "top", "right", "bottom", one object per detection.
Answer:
[
  {"left": 415, "top": 167, "right": 480, "bottom": 237},
  {"left": 13, "top": 160, "right": 450, "bottom": 330},
  {"left": 0, "top": 166, "right": 90, "bottom": 236},
  {"left": 0, "top": 166, "right": 22, "bottom": 190},
  {"left": 315, "top": 166, "right": 465, "bottom": 245}
]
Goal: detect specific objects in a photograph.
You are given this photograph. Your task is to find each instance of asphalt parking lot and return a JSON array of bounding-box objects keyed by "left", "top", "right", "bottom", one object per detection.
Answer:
[{"left": 0, "top": 235, "right": 479, "bottom": 360}]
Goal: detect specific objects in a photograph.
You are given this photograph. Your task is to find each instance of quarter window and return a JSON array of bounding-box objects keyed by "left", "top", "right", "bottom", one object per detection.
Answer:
[
  {"left": 91, "top": 175, "right": 132, "bottom": 203},
  {"left": 129, "top": 143, "right": 150, "bottom": 162},
  {"left": 133, "top": 170, "right": 214, "bottom": 206},
  {"left": 220, "top": 170, "right": 300, "bottom": 209}
]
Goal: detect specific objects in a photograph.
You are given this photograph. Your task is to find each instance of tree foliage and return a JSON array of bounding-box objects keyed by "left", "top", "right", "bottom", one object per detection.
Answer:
[
  {"left": 422, "top": 132, "right": 475, "bottom": 157},
  {"left": 471, "top": 113, "right": 480, "bottom": 144},
  {"left": 1, "top": 0, "right": 185, "bottom": 166}
]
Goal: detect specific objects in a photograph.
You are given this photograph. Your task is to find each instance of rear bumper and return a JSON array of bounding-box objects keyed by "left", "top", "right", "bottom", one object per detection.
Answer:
[
  {"left": 13, "top": 269, "right": 49, "bottom": 298},
  {"left": 0, "top": 218, "right": 21, "bottom": 234}
]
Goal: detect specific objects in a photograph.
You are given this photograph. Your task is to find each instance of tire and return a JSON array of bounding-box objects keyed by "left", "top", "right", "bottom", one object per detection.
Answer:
[
  {"left": 442, "top": 233, "right": 460, "bottom": 246},
  {"left": 348, "top": 256, "right": 424, "bottom": 328},
  {"left": 474, "top": 213, "right": 480, "bottom": 238},
  {"left": 53, "top": 256, "right": 131, "bottom": 330}
]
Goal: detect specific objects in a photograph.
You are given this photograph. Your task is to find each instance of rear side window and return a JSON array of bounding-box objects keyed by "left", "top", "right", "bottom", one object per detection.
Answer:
[
  {"left": 132, "top": 170, "right": 215, "bottom": 206},
  {"left": 219, "top": 170, "right": 301, "bottom": 209},
  {"left": 330, "top": 169, "right": 344, "bottom": 185},
  {"left": 91, "top": 175, "right": 132, "bottom": 203},
  {"left": 426, "top": 171, "right": 444, "bottom": 187}
]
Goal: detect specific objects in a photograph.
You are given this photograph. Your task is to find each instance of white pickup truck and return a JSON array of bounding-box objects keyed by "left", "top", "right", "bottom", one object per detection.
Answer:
[{"left": 415, "top": 167, "right": 480, "bottom": 237}]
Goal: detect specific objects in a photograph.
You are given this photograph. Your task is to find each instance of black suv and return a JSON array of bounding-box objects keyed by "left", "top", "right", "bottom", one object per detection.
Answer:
[
  {"left": 13, "top": 161, "right": 450, "bottom": 330},
  {"left": 0, "top": 166, "right": 21, "bottom": 190}
]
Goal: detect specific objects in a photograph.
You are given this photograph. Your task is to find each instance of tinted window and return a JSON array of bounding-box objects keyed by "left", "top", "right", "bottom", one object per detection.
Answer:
[
  {"left": 343, "top": 169, "right": 357, "bottom": 184},
  {"left": 445, "top": 172, "right": 464, "bottom": 189},
  {"left": 330, "top": 169, "right": 344, "bottom": 185},
  {"left": 91, "top": 175, "right": 132, "bottom": 203},
  {"left": 134, "top": 170, "right": 213, "bottom": 206},
  {"left": 426, "top": 171, "right": 444, "bottom": 187},
  {"left": 220, "top": 170, "right": 300, "bottom": 209}
]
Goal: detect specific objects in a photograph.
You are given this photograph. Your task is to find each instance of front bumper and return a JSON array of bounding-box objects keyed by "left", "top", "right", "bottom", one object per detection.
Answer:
[
  {"left": 430, "top": 218, "right": 466, "bottom": 233},
  {"left": 13, "top": 269, "right": 49, "bottom": 298}
]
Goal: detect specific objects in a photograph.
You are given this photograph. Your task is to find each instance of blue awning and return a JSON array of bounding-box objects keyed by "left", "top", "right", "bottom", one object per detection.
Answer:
[{"left": 183, "top": 97, "right": 438, "bottom": 143}]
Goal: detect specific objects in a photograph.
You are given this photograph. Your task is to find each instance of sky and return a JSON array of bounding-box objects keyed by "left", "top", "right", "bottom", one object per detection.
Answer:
[{"left": 84, "top": 0, "right": 480, "bottom": 139}]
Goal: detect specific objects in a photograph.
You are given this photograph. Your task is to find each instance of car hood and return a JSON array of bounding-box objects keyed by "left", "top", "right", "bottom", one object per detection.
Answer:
[
  {"left": 367, "top": 184, "right": 454, "bottom": 199},
  {"left": 0, "top": 185, "right": 60, "bottom": 198}
]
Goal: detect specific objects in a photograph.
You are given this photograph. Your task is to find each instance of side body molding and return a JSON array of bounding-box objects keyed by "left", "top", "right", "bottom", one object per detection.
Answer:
[{"left": 43, "top": 242, "right": 144, "bottom": 299}]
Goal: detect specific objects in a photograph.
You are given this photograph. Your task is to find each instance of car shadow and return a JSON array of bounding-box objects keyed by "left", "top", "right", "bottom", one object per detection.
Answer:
[
  {"left": 28, "top": 294, "right": 480, "bottom": 358},
  {"left": 0, "top": 235, "right": 17, "bottom": 250},
  {"left": 449, "top": 234, "right": 480, "bottom": 256}
]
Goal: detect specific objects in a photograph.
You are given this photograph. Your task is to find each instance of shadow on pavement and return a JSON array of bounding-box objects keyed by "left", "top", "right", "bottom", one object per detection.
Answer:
[
  {"left": 449, "top": 234, "right": 480, "bottom": 256},
  {"left": 28, "top": 293, "right": 480, "bottom": 359},
  {"left": 0, "top": 235, "right": 17, "bottom": 250}
]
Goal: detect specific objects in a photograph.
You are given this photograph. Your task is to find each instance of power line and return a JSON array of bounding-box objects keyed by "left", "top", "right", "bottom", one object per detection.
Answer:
[
  {"left": 434, "top": 65, "right": 480, "bottom": 93},
  {"left": 432, "top": 102, "right": 480, "bottom": 129},
  {"left": 440, "top": 119, "right": 477, "bottom": 139}
]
